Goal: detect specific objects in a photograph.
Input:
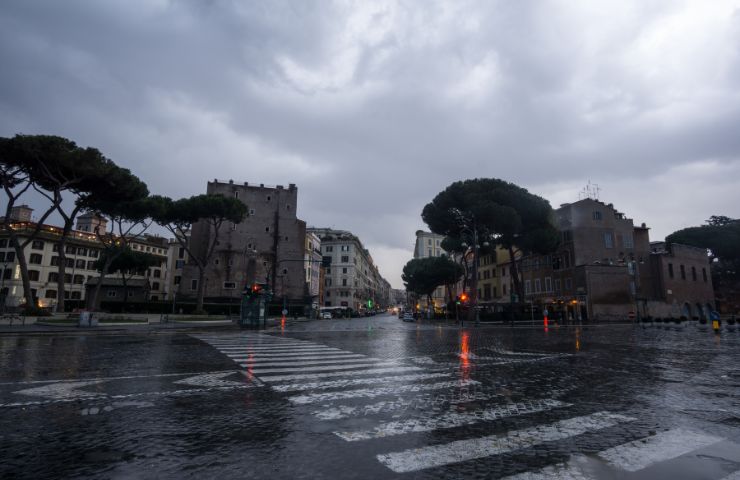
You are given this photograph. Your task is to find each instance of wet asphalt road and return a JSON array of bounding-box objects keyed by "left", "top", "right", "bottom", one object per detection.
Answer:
[{"left": 1, "top": 314, "right": 739, "bottom": 479}]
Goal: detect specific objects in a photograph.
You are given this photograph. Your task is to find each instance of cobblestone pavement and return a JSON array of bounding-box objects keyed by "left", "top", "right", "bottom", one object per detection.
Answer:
[{"left": 1, "top": 314, "right": 739, "bottom": 479}]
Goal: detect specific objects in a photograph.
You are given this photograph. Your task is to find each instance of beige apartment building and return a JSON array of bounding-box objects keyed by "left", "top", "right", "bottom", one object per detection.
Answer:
[
  {"left": 413, "top": 230, "right": 448, "bottom": 310},
  {"left": 308, "top": 228, "right": 390, "bottom": 311}
]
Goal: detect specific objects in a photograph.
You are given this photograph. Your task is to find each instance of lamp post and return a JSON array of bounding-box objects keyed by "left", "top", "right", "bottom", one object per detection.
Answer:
[{"left": 460, "top": 228, "right": 489, "bottom": 327}]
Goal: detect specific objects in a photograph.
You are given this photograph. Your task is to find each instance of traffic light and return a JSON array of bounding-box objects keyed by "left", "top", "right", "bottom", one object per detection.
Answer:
[{"left": 367, "top": 299, "right": 373, "bottom": 309}]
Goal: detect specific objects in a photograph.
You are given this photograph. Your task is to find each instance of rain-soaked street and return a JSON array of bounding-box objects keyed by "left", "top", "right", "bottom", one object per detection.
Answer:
[{"left": 1, "top": 313, "right": 739, "bottom": 479}]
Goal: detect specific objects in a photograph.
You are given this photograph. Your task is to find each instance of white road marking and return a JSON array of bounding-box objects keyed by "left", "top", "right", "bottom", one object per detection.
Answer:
[
  {"left": 13, "top": 380, "right": 107, "bottom": 400},
  {"left": 313, "top": 390, "right": 503, "bottom": 420},
  {"left": 228, "top": 352, "right": 363, "bottom": 359},
  {"left": 0, "top": 370, "right": 238, "bottom": 386},
  {"left": 376, "top": 411, "right": 636, "bottom": 473},
  {"left": 335, "top": 399, "right": 570, "bottom": 441},
  {"left": 215, "top": 345, "right": 335, "bottom": 351},
  {"left": 256, "top": 366, "right": 424, "bottom": 383},
  {"left": 204, "top": 341, "right": 310, "bottom": 347},
  {"left": 289, "top": 380, "right": 480, "bottom": 405},
  {"left": 219, "top": 348, "right": 346, "bottom": 355},
  {"left": 272, "top": 372, "right": 452, "bottom": 393},
  {"left": 597, "top": 428, "right": 723, "bottom": 472},
  {"left": 231, "top": 354, "right": 367, "bottom": 363},
  {"left": 719, "top": 470, "right": 740, "bottom": 480},
  {"left": 246, "top": 362, "right": 398, "bottom": 375},
  {"left": 501, "top": 455, "right": 592, "bottom": 480},
  {"left": 234, "top": 357, "right": 375, "bottom": 368},
  {"left": 173, "top": 372, "right": 246, "bottom": 388}
]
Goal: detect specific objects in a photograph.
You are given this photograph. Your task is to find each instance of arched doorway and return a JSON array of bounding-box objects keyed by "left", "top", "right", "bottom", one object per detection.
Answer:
[{"left": 682, "top": 302, "right": 692, "bottom": 318}]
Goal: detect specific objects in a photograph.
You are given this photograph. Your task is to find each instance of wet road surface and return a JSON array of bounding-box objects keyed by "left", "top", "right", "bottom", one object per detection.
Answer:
[{"left": 1, "top": 314, "right": 739, "bottom": 479}]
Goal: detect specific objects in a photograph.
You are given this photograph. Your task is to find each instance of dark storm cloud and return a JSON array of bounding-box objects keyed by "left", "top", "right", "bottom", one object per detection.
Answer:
[{"left": 1, "top": 0, "right": 739, "bottom": 287}]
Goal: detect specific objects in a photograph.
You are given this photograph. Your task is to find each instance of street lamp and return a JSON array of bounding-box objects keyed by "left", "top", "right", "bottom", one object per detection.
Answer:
[{"left": 459, "top": 232, "right": 489, "bottom": 326}]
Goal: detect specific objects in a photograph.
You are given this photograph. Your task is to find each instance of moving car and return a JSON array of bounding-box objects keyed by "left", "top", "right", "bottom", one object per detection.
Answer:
[{"left": 402, "top": 312, "right": 414, "bottom": 322}]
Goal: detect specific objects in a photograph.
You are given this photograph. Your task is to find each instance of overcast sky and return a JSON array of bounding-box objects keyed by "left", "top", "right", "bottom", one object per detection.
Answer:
[{"left": 2, "top": 1, "right": 739, "bottom": 288}]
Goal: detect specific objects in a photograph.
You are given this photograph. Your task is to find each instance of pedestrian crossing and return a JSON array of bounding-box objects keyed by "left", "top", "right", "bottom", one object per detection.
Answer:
[{"left": 194, "top": 333, "right": 740, "bottom": 479}]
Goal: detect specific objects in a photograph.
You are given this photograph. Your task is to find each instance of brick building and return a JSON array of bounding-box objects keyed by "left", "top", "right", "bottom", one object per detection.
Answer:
[{"left": 179, "top": 180, "right": 308, "bottom": 304}]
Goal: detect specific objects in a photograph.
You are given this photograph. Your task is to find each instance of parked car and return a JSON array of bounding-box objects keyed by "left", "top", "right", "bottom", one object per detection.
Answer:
[{"left": 321, "top": 312, "right": 332, "bottom": 319}]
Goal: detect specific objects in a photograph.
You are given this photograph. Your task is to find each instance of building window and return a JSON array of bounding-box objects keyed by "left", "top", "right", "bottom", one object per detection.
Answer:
[
  {"left": 2, "top": 269, "right": 11, "bottom": 280},
  {"left": 152, "top": 282, "right": 160, "bottom": 290},
  {"left": 223, "top": 282, "right": 235, "bottom": 289},
  {"left": 0, "top": 239, "right": 6, "bottom": 248},
  {"left": 107, "top": 291, "right": 117, "bottom": 298},
  {"left": 702, "top": 268, "right": 708, "bottom": 282},
  {"left": 89, "top": 249, "right": 99, "bottom": 258},
  {"left": 234, "top": 191, "right": 239, "bottom": 198},
  {"left": 525, "top": 280, "right": 531, "bottom": 295},
  {"left": 154, "top": 269, "right": 161, "bottom": 278},
  {"left": 325, "top": 246, "right": 333, "bottom": 252},
  {"left": 534, "top": 278, "right": 541, "bottom": 293},
  {"left": 604, "top": 232, "right": 614, "bottom": 249},
  {"left": 76, "top": 259, "right": 86, "bottom": 269},
  {"left": 28, "top": 270, "right": 40, "bottom": 281},
  {"left": 71, "top": 291, "right": 81, "bottom": 300},
  {"left": 265, "top": 227, "right": 270, "bottom": 233},
  {"left": 691, "top": 266, "right": 697, "bottom": 281},
  {"left": 680, "top": 265, "right": 686, "bottom": 280},
  {"left": 46, "top": 289, "right": 57, "bottom": 299},
  {"left": 503, "top": 284, "right": 507, "bottom": 295},
  {"left": 65, "top": 246, "right": 76, "bottom": 254},
  {"left": 668, "top": 263, "right": 674, "bottom": 278},
  {"left": 128, "top": 291, "right": 135, "bottom": 297},
  {"left": 341, "top": 255, "right": 349, "bottom": 263},
  {"left": 73, "top": 275, "right": 84, "bottom": 284},
  {"left": 593, "top": 211, "right": 602, "bottom": 221},
  {"left": 267, "top": 195, "right": 271, "bottom": 201},
  {"left": 66, "top": 258, "right": 74, "bottom": 268},
  {"left": 87, "top": 260, "right": 96, "bottom": 270},
  {"left": 342, "top": 278, "right": 347, "bottom": 286},
  {"left": 78, "top": 247, "right": 87, "bottom": 256},
  {"left": 545, "top": 277, "right": 552, "bottom": 292},
  {"left": 554, "top": 279, "right": 561, "bottom": 293},
  {"left": 29, "top": 253, "right": 43, "bottom": 265},
  {"left": 48, "top": 272, "right": 59, "bottom": 282},
  {"left": 342, "top": 268, "right": 347, "bottom": 274},
  {"left": 565, "top": 278, "right": 572, "bottom": 290},
  {"left": 191, "top": 279, "right": 198, "bottom": 291},
  {"left": 32, "top": 240, "right": 44, "bottom": 250},
  {"left": 178, "top": 247, "right": 185, "bottom": 259},
  {"left": 623, "top": 234, "right": 634, "bottom": 249},
  {"left": 214, "top": 259, "right": 219, "bottom": 265}
]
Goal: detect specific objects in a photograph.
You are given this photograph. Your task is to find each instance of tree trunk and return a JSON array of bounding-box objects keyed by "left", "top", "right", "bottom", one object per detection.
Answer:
[
  {"left": 196, "top": 265, "right": 206, "bottom": 312},
  {"left": 9, "top": 234, "right": 35, "bottom": 310},
  {"left": 467, "top": 233, "right": 480, "bottom": 324},
  {"left": 55, "top": 205, "right": 82, "bottom": 313},
  {"left": 508, "top": 246, "right": 523, "bottom": 305},
  {"left": 89, "top": 259, "right": 112, "bottom": 311}
]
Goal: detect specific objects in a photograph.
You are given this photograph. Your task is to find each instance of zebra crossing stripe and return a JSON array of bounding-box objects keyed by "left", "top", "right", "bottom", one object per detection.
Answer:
[
  {"left": 246, "top": 362, "right": 398, "bottom": 375},
  {"left": 234, "top": 358, "right": 377, "bottom": 368},
  {"left": 376, "top": 411, "right": 635, "bottom": 473},
  {"left": 335, "top": 399, "right": 570, "bottom": 441},
  {"left": 273, "top": 372, "right": 453, "bottom": 393},
  {"left": 230, "top": 354, "right": 366, "bottom": 363},
  {"left": 289, "top": 380, "right": 479, "bottom": 405},
  {"left": 501, "top": 454, "right": 591, "bottom": 480},
  {"left": 314, "top": 390, "right": 503, "bottom": 420},
  {"left": 596, "top": 428, "right": 723, "bottom": 472},
  {"left": 217, "top": 347, "right": 344, "bottom": 354},
  {"left": 227, "top": 351, "right": 360, "bottom": 359},
  {"left": 256, "top": 366, "right": 424, "bottom": 383},
  {"left": 211, "top": 344, "right": 328, "bottom": 350}
]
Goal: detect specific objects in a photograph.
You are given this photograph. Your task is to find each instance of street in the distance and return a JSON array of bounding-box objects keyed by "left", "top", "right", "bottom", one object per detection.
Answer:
[{"left": 2, "top": 314, "right": 740, "bottom": 479}]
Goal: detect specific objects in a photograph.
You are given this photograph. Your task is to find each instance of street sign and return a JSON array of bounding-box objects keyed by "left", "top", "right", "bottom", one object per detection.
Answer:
[{"left": 281, "top": 309, "right": 288, "bottom": 316}]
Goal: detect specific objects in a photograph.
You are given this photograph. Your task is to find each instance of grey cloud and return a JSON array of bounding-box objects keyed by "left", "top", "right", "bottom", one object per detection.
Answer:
[{"left": 1, "top": 0, "right": 739, "bottom": 288}]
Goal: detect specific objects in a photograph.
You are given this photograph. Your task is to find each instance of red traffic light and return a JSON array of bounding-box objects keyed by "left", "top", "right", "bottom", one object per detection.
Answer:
[
  {"left": 251, "top": 283, "right": 262, "bottom": 293},
  {"left": 459, "top": 293, "right": 468, "bottom": 302}
]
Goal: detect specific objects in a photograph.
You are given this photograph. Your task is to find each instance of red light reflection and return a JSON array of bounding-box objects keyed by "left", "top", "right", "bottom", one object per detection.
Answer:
[{"left": 459, "top": 332, "right": 471, "bottom": 381}]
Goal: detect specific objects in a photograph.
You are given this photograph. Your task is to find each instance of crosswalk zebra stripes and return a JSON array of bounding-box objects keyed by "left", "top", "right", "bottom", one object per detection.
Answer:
[{"left": 194, "top": 333, "right": 739, "bottom": 479}]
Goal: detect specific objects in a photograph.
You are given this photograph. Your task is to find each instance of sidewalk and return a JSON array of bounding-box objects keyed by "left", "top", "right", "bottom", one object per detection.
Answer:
[{"left": 0, "top": 314, "right": 316, "bottom": 335}]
